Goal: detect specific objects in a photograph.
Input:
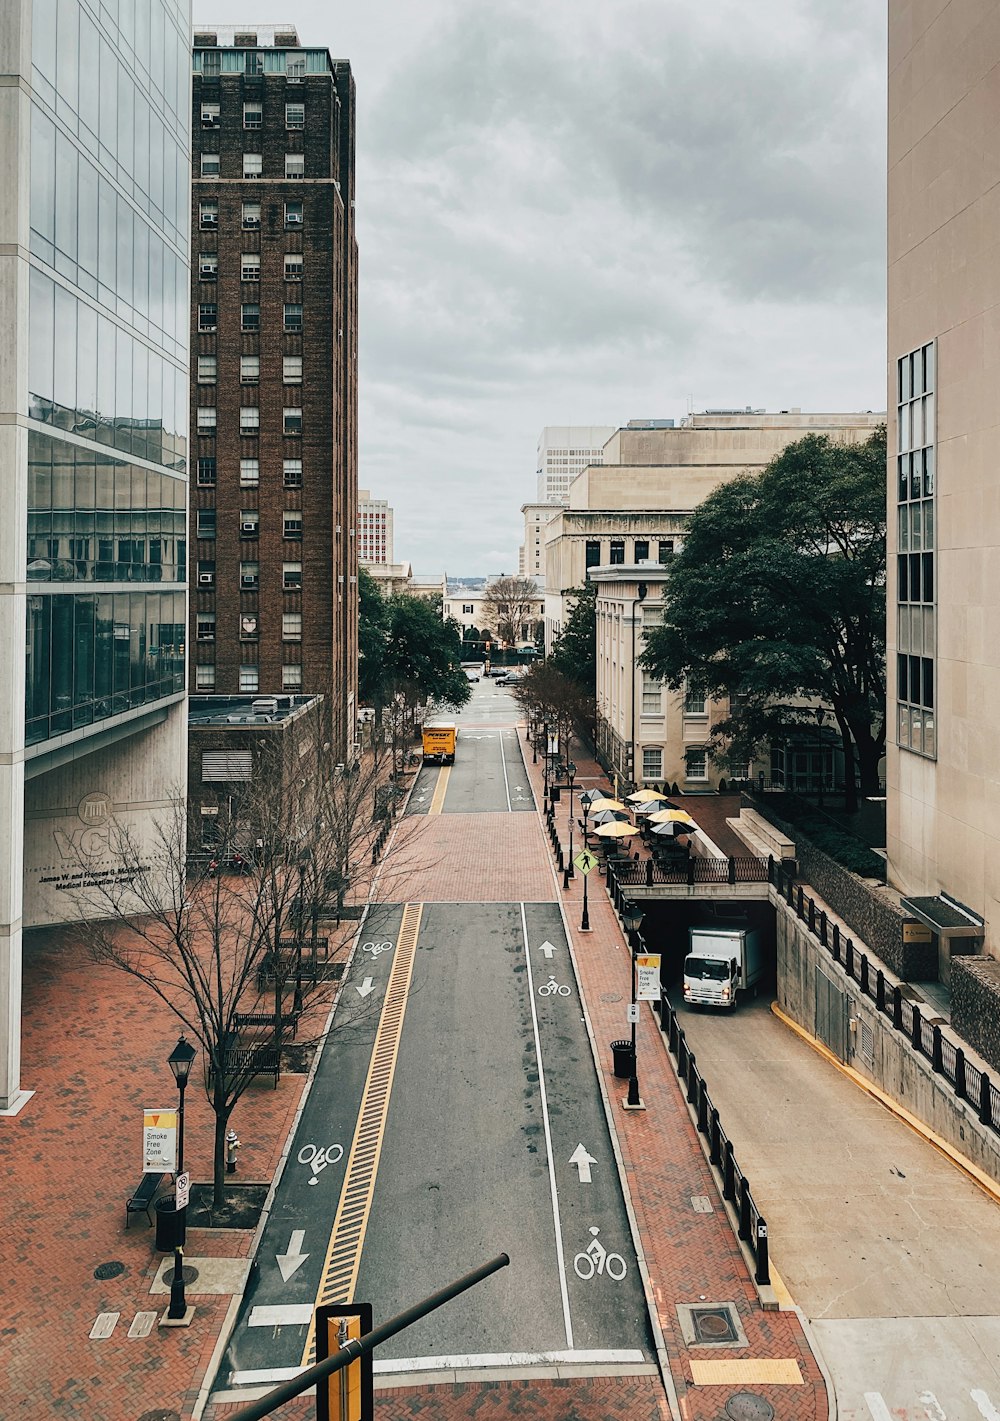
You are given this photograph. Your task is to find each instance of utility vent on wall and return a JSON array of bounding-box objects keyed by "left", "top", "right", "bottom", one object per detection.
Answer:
[{"left": 859, "top": 1019, "right": 875, "bottom": 1068}]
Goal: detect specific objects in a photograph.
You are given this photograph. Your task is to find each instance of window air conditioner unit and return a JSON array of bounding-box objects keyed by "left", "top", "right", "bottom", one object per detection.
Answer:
[
  {"left": 197, "top": 630, "right": 214, "bottom": 640},
  {"left": 241, "top": 575, "right": 257, "bottom": 587},
  {"left": 202, "top": 214, "right": 218, "bottom": 226},
  {"left": 198, "top": 572, "right": 214, "bottom": 585},
  {"left": 244, "top": 216, "right": 260, "bottom": 227},
  {"left": 241, "top": 521, "right": 257, "bottom": 534},
  {"left": 202, "top": 117, "right": 219, "bottom": 128},
  {"left": 286, "top": 213, "right": 302, "bottom": 225}
]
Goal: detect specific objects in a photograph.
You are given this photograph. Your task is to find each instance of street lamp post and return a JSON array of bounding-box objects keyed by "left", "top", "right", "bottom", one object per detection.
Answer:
[
  {"left": 565, "top": 762, "right": 576, "bottom": 881},
  {"left": 542, "top": 722, "right": 551, "bottom": 812},
  {"left": 166, "top": 1034, "right": 197, "bottom": 1319},
  {"left": 580, "top": 798, "right": 592, "bottom": 932},
  {"left": 621, "top": 904, "right": 645, "bottom": 1109}
]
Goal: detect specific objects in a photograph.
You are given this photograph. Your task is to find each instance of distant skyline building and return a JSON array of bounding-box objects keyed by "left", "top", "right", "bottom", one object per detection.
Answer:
[
  {"left": 358, "top": 489, "right": 393, "bottom": 566},
  {"left": 1, "top": 0, "right": 192, "bottom": 1110},
  {"left": 519, "top": 503, "right": 559, "bottom": 582},
  {"left": 536, "top": 425, "right": 615, "bottom": 504},
  {"left": 189, "top": 25, "right": 358, "bottom": 760}
]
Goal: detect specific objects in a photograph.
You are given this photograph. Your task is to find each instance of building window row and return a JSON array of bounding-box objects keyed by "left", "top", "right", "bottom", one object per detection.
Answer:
[
  {"left": 194, "top": 510, "right": 303, "bottom": 541},
  {"left": 201, "top": 151, "right": 307, "bottom": 180},
  {"left": 896, "top": 340, "right": 936, "bottom": 760},
  {"left": 196, "top": 559, "right": 302, "bottom": 590},
  {"left": 193, "top": 457, "right": 302, "bottom": 488},
  {"left": 198, "top": 200, "right": 304, "bottom": 230},
  {"left": 200, "top": 253, "right": 307, "bottom": 285},
  {"left": 196, "top": 663, "right": 304, "bottom": 693},
  {"left": 584, "top": 538, "right": 675, "bottom": 571},
  {"left": 196, "top": 611, "right": 303, "bottom": 643},
  {"left": 200, "top": 100, "right": 305, "bottom": 130},
  {"left": 196, "top": 405, "right": 302, "bottom": 436}
]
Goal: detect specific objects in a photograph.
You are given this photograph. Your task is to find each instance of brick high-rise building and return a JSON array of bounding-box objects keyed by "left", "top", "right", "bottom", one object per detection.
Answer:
[{"left": 190, "top": 25, "right": 358, "bottom": 760}]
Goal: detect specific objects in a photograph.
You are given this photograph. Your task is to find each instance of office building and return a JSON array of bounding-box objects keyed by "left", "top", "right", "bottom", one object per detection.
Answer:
[
  {"left": 887, "top": 0, "right": 998, "bottom": 974},
  {"left": 536, "top": 425, "right": 615, "bottom": 504},
  {"left": 1, "top": 0, "right": 191, "bottom": 1110},
  {"left": 358, "top": 489, "right": 393, "bottom": 566},
  {"left": 519, "top": 503, "right": 559, "bottom": 582},
  {"left": 190, "top": 25, "right": 358, "bottom": 760}
]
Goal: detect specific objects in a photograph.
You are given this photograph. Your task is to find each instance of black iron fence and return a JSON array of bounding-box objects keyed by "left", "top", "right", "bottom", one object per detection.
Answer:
[
  {"left": 658, "top": 994, "right": 770, "bottom": 1286},
  {"left": 772, "top": 867, "right": 1000, "bottom": 1134},
  {"left": 609, "top": 855, "right": 773, "bottom": 891}
]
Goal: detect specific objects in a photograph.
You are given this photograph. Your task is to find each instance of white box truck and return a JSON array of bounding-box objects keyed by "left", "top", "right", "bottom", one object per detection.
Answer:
[{"left": 682, "top": 924, "right": 764, "bottom": 1010}]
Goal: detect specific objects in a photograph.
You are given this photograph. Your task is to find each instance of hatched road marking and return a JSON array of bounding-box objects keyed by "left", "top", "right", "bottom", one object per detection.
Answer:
[{"left": 299, "top": 902, "right": 423, "bottom": 1366}]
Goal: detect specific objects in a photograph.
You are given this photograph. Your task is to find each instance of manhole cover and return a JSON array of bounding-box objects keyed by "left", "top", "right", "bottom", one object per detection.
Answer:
[
  {"left": 93, "top": 1261, "right": 126, "bottom": 1281},
  {"left": 164, "top": 1264, "right": 198, "bottom": 1286},
  {"left": 136, "top": 1411, "right": 181, "bottom": 1421},
  {"left": 691, "top": 1306, "right": 739, "bottom": 1344},
  {"left": 726, "top": 1395, "right": 775, "bottom": 1421},
  {"left": 600, "top": 992, "right": 623, "bottom": 1003}
]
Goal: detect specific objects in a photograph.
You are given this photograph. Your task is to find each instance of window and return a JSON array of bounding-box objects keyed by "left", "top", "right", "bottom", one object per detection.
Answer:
[
  {"left": 285, "top": 102, "right": 305, "bottom": 129},
  {"left": 242, "top": 201, "right": 261, "bottom": 229},
  {"left": 241, "top": 252, "right": 260, "bottom": 281},
  {"left": 199, "top": 200, "right": 218, "bottom": 229},
  {"left": 283, "top": 459, "right": 302, "bottom": 487},
  {"left": 283, "top": 303, "right": 302, "bottom": 332},
  {"left": 284, "top": 152, "right": 304, "bottom": 178},
  {"left": 282, "top": 664, "right": 303, "bottom": 689},
  {"left": 196, "top": 665, "right": 216, "bottom": 689},
  {"left": 197, "top": 355, "right": 217, "bottom": 384},
  {"left": 284, "top": 253, "right": 303, "bottom": 281},
  {"left": 201, "top": 152, "right": 220, "bottom": 177},
  {"left": 240, "top": 559, "right": 259, "bottom": 588},
  {"left": 642, "top": 747, "right": 663, "bottom": 781},
  {"left": 197, "top": 457, "right": 216, "bottom": 486},
  {"left": 240, "top": 354, "right": 260, "bottom": 384},
  {"left": 240, "top": 614, "right": 259, "bottom": 641},
  {"left": 198, "top": 303, "right": 217, "bottom": 331},
  {"left": 243, "top": 101, "right": 262, "bottom": 128},
  {"left": 196, "top": 613, "right": 216, "bottom": 641},
  {"left": 634, "top": 540, "right": 649, "bottom": 561},
  {"left": 199, "top": 252, "right": 218, "bottom": 279},
  {"left": 239, "top": 665, "right": 259, "bottom": 693},
  {"left": 685, "top": 747, "right": 708, "bottom": 780},
  {"left": 283, "top": 407, "right": 302, "bottom": 435},
  {"left": 641, "top": 674, "right": 662, "bottom": 715},
  {"left": 240, "top": 458, "right": 259, "bottom": 487},
  {"left": 240, "top": 406, "right": 260, "bottom": 433},
  {"left": 196, "top": 508, "right": 216, "bottom": 539},
  {"left": 657, "top": 540, "right": 674, "bottom": 564},
  {"left": 201, "top": 102, "right": 220, "bottom": 128},
  {"left": 283, "top": 511, "right": 302, "bottom": 540},
  {"left": 283, "top": 561, "right": 302, "bottom": 589},
  {"left": 242, "top": 152, "right": 262, "bottom": 179},
  {"left": 283, "top": 355, "right": 302, "bottom": 384},
  {"left": 240, "top": 509, "right": 260, "bottom": 538},
  {"left": 462, "top": 604, "right": 474, "bottom": 615},
  {"left": 197, "top": 406, "right": 217, "bottom": 433},
  {"left": 609, "top": 539, "right": 625, "bottom": 565},
  {"left": 197, "top": 560, "right": 216, "bottom": 586},
  {"left": 241, "top": 302, "right": 260, "bottom": 331},
  {"left": 896, "top": 340, "right": 937, "bottom": 759},
  {"left": 683, "top": 684, "right": 706, "bottom": 715},
  {"left": 284, "top": 200, "right": 303, "bottom": 227},
  {"left": 585, "top": 540, "right": 601, "bottom": 569},
  {"left": 282, "top": 611, "right": 302, "bottom": 641}
]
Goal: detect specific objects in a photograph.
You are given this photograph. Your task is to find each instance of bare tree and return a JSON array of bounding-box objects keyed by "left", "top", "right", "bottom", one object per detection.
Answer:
[{"left": 483, "top": 576, "right": 540, "bottom": 648}]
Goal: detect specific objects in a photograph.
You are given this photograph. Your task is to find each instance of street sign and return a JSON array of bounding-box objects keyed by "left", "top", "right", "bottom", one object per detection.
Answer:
[
  {"left": 175, "top": 1171, "right": 190, "bottom": 1209},
  {"left": 574, "top": 849, "right": 598, "bottom": 876},
  {"left": 636, "top": 954, "right": 662, "bottom": 1001},
  {"left": 627, "top": 1004, "right": 638, "bottom": 1024},
  {"left": 316, "top": 1303, "right": 374, "bottom": 1421},
  {"left": 142, "top": 1109, "right": 177, "bottom": 1172}
]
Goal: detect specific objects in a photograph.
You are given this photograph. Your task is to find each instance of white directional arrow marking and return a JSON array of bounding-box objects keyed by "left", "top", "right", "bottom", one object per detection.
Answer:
[
  {"left": 356, "top": 976, "right": 376, "bottom": 998},
  {"left": 275, "top": 1230, "right": 309, "bottom": 1282},
  {"left": 569, "top": 1144, "right": 598, "bottom": 1184},
  {"left": 538, "top": 941, "right": 556, "bottom": 959}
]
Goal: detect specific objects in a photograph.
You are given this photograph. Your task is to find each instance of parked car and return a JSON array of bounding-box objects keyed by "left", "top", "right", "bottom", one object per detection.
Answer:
[{"left": 495, "top": 669, "right": 524, "bottom": 687}]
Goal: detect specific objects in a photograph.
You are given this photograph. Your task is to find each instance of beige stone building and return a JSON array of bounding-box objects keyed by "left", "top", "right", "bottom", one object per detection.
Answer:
[
  {"left": 519, "top": 503, "right": 560, "bottom": 583},
  {"left": 886, "top": 0, "right": 999, "bottom": 970}
]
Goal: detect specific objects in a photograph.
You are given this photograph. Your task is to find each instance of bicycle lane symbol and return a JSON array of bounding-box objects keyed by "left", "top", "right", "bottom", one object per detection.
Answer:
[
  {"left": 361, "top": 940, "right": 394, "bottom": 959},
  {"left": 538, "top": 976, "right": 570, "bottom": 997},
  {"left": 297, "top": 1143, "right": 344, "bottom": 1185},
  {"left": 572, "top": 1227, "right": 627, "bottom": 1281}
]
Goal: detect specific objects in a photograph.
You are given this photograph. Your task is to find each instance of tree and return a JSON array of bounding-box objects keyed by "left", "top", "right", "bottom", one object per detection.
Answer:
[
  {"left": 639, "top": 429, "right": 887, "bottom": 810},
  {"left": 483, "top": 576, "right": 540, "bottom": 647},
  {"left": 510, "top": 661, "right": 596, "bottom": 758},
  {"left": 548, "top": 582, "right": 597, "bottom": 691},
  {"left": 358, "top": 567, "right": 390, "bottom": 708}
]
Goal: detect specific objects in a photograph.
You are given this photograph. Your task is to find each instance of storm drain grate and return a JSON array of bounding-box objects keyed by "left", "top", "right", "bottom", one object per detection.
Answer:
[
  {"left": 676, "top": 1300, "right": 748, "bottom": 1349},
  {"left": 94, "top": 1261, "right": 127, "bottom": 1281},
  {"left": 726, "top": 1394, "right": 775, "bottom": 1421}
]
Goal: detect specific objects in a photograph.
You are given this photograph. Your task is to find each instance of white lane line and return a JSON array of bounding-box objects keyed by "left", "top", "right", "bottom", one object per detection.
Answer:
[
  {"left": 499, "top": 728, "right": 513, "bottom": 812},
  {"left": 248, "top": 1303, "right": 313, "bottom": 1327},
  {"left": 375, "top": 1349, "right": 646, "bottom": 1373},
  {"left": 520, "top": 900, "right": 574, "bottom": 1350},
  {"left": 973, "top": 1392, "right": 1000, "bottom": 1421},
  {"left": 864, "top": 1395, "right": 894, "bottom": 1421}
]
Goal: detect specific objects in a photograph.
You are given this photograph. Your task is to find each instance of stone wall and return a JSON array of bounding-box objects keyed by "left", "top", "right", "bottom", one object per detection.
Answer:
[
  {"left": 952, "top": 957, "right": 1000, "bottom": 1074},
  {"left": 745, "top": 794, "right": 935, "bottom": 980}
]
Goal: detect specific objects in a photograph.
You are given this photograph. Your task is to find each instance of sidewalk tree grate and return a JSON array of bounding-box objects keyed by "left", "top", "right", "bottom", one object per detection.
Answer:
[
  {"left": 677, "top": 1301, "right": 748, "bottom": 1349},
  {"left": 692, "top": 1306, "right": 740, "bottom": 1343},
  {"left": 93, "top": 1261, "right": 126, "bottom": 1281},
  {"left": 165, "top": 1264, "right": 198, "bottom": 1286},
  {"left": 726, "top": 1396, "right": 775, "bottom": 1421}
]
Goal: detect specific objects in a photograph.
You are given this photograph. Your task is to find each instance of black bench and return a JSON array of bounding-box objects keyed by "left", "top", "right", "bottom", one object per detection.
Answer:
[
  {"left": 211, "top": 1043, "right": 281, "bottom": 1088},
  {"left": 233, "top": 1010, "right": 297, "bottom": 1039},
  {"left": 126, "top": 1171, "right": 165, "bottom": 1228}
]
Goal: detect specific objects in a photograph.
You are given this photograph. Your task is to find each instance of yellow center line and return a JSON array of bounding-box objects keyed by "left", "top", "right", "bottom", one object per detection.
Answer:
[
  {"left": 300, "top": 902, "right": 423, "bottom": 1367},
  {"left": 428, "top": 766, "right": 450, "bottom": 815}
]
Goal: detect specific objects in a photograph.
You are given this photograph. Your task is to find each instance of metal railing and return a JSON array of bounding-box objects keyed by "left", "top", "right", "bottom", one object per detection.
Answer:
[
  {"left": 606, "top": 855, "right": 774, "bottom": 903},
  {"left": 659, "top": 994, "right": 770, "bottom": 1286},
  {"left": 772, "top": 866, "right": 999, "bottom": 1134}
]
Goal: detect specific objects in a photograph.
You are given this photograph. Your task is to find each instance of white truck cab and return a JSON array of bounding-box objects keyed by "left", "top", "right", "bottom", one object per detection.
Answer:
[{"left": 683, "top": 925, "right": 763, "bottom": 1010}]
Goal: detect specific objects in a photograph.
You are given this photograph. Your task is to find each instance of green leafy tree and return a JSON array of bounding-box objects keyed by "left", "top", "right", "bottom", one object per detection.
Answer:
[
  {"left": 640, "top": 429, "right": 886, "bottom": 811},
  {"left": 358, "top": 567, "right": 390, "bottom": 706},
  {"left": 549, "top": 582, "right": 597, "bottom": 691}
]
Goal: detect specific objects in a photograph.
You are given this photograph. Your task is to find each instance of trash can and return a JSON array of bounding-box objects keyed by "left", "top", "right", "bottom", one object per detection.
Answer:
[
  {"left": 611, "top": 1040, "right": 635, "bottom": 1080},
  {"left": 154, "top": 1196, "right": 181, "bottom": 1252}
]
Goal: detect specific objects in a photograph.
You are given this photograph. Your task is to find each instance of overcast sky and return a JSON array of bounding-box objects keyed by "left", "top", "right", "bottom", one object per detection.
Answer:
[{"left": 199, "top": 0, "right": 887, "bottom": 575}]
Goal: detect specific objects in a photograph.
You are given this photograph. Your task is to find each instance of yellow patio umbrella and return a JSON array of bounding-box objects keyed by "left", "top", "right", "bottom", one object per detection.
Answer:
[
  {"left": 588, "top": 797, "right": 628, "bottom": 812},
  {"left": 592, "top": 820, "right": 640, "bottom": 838},
  {"left": 647, "top": 808, "right": 696, "bottom": 826},
  {"left": 627, "top": 789, "right": 667, "bottom": 804}
]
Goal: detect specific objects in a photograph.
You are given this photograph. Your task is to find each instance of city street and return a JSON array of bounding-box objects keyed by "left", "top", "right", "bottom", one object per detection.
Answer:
[{"left": 209, "top": 683, "right": 655, "bottom": 1406}]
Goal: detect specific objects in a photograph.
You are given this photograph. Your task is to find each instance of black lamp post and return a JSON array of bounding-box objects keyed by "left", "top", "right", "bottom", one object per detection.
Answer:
[
  {"left": 580, "top": 796, "right": 592, "bottom": 932},
  {"left": 166, "top": 1034, "right": 196, "bottom": 1318},
  {"left": 542, "top": 722, "right": 551, "bottom": 812},
  {"left": 621, "top": 903, "right": 644, "bottom": 1109},
  {"left": 566, "top": 762, "right": 576, "bottom": 880}
]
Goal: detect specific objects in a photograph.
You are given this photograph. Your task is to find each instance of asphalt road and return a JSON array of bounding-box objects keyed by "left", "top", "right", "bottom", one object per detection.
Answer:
[
  {"left": 406, "top": 682, "right": 534, "bottom": 815},
  {"left": 210, "top": 698, "right": 653, "bottom": 1403}
]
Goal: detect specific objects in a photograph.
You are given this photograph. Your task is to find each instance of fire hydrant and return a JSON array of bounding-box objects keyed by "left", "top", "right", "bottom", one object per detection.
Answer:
[{"left": 226, "top": 1129, "right": 241, "bottom": 1174}]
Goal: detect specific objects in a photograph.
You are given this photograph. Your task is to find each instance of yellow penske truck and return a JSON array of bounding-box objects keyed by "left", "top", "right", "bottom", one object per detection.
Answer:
[{"left": 421, "top": 719, "right": 457, "bottom": 765}]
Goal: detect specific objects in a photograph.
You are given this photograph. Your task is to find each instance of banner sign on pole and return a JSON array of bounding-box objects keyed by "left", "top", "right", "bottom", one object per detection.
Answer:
[
  {"left": 142, "top": 1109, "right": 177, "bottom": 1172},
  {"left": 547, "top": 732, "right": 559, "bottom": 758},
  {"left": 316, "top": 1303, "right": 374, "bottom": 1421},
  {"left": 636, "top": 954, "right": 662, "bottom": 1002}
]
